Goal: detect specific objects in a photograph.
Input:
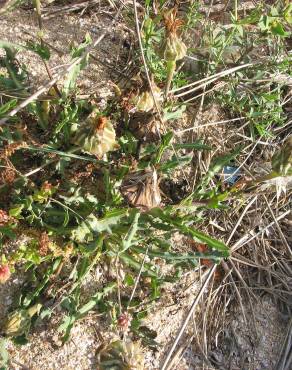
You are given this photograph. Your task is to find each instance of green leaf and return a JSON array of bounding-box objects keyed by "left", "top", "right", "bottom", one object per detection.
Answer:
[
  {"left": 124, "top": 274, "right": 135, "bottom": 286},
  {"left": 159, "top": 154, "right": 192, "bottom": 173},
  {"left": 119, "top": 252, "right": 158, "bottom": 277},
  {"left": 173, "top": 141, "right": 211, "bottom": 150},
  {"left": 149, "top": 208, "right": 229, "bottom": 255},
  {"left": 27, "top": 146, "right": 104, "bottom": 163},
  {"left": 71, "top": 209, "right": 128, "bottom": 242},
  {"left": 163, "top": 105, "right": 186, "bottom": 121},
  {"left": 154, "top": 131, "right": 173, "bottom": 164},
  {"left": 58, "top": 283, "right": 116, "bottom": 342},
  {"left": 26, "top": 41, "right": 50, "bottom": 60},
  {"left": 77, "top": 282, "right": 116, "bottom": 316},
  {"left": 183, "top": 225, "right": 229, "bottom": 255},
  {"left": 120, "top": 211, "right": 140, "bottom": 254},
  {"left": 0, "top": 339, "right": 9, "bottom": 368},
  {"left": 132, "top": 246, "right": 221, "bottom": 263},
  {"left": 63, "top": 34, "right": 92, "bottom": 97},
  {"left": 238, "top": 8, "right": 261, "bottom": 25},
  {"left": 0, "top": 99, "right": 17, "bottom": 119},
  {"left": 270, "top": 21, "right": 288, "bottom": 37},
  {"left": 284, "top": 4, "right": 292, "bottom": 24},
  {"left": 0, "top": 225, "right": 16, "bottom": 239},
  {"left": 0, "top": 40, "right": 27, "bottom": 52}
]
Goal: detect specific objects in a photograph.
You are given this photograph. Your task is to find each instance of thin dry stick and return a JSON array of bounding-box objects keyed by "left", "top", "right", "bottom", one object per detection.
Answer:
[
  {"left": 276, "top": 317, "right": 292, "bottom": 370},
  {"left": 263, "top": 195, "right": 292, "bottom": 257},
  {"left": 160, "top": 264, "right": 217, "bottom": 370},
  {"left": 170, "top": 63, "right": 253, "bottom": 95},
  {"left": 127, "top": 246, "right": 149, "bottom": 308},
  {"left": 0, "top": 6, "right": 123, "bottom": 125},
  {"left": 221, "top": 260, "right": 247, "bottom": 323},
  {"left": 226, "top": 196, "right": 257, "bottom": 245},
  {"left": 231, "top": 209, "right": 291, "bottom": 252},
  {"left": 175, "top": 117, "right": 245, "bottom": 134}
]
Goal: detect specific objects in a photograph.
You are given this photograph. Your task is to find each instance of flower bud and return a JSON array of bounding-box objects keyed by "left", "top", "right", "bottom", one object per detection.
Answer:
[
  {"left": 0, "top": 264, "right": 10, "bottom": 284},
  {"left": 131, "top": 84, "right": 162, "bottom": 112},
  {"left": 3, "top": 309, "right": 31, "bottom": 337},
  {"left": 98, "top": 339, "right": 145, "bottom": 370},
  {"left": 159, "top": 34, "right": 187, "bottom": 62},
  {"left": 72, "top": 113, "right": 117, "bottom": 158},
  {"left": 0, "top": 210, "right": 10, "bottom": 226},
  {"left": 3, "top": 303, "right": 42, "bottom": 337}
]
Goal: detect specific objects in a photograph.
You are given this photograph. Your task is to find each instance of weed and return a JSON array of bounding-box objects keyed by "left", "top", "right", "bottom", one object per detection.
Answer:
[{"left": 0, "top": 0, "right": 291, "bottom": 368}]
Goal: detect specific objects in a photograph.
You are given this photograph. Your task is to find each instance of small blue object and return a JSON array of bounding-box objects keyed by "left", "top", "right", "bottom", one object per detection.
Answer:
[{"left": 223, "top": 166, "right": 241, "bottom": 184}]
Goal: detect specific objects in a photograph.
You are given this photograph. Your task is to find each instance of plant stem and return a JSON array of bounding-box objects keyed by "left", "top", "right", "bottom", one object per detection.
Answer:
[
  {"left": 33, "top": 0, "right": 62, "bottom": 97},
  {"left": 165, "top": 60, "right": 176, "bottom": 98}
]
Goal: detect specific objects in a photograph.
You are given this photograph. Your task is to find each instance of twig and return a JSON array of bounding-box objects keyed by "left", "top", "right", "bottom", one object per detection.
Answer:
[
  {"left": 160, "top": 264, "right": 217, "bottom": 370},
  {"left": 174, "top": 117, "right": 245, "bottom": 134},
  {"left": 170, "top": 63, "right": 253, "bottom": 95},
  {"left": 127, "top": 246, "right": 149, "bottom": 309},
  {"left": 231, "top": 210, "right": 291, "bottom": 253},
  {"left": 275, "top": 318, "right": 292, "bottom": 370}
]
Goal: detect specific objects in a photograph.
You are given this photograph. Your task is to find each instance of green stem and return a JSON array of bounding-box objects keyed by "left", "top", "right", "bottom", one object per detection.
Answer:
[
  {"left": 165, "top": 60, "right": 176, "bottom": 98},
  {"left": 27, "top": 303, "right": 42, "bottom": 318}
]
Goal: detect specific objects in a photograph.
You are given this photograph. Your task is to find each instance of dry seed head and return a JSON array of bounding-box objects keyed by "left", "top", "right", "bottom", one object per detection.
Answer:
[
  {"left": 128, "top": 111, "right": 161, "bottom": 141},
  {"left": 121, "top": 168, "right": 161, "bottom": 210},
  {"left": 72, "top": 112, "right": 117, "bottom": 158},
  {"left": 39, "top": 231, "right": 50, "bottom": 256},
  {"left": 0, "top": 141, "right": 27, "bottom": 159},
  {"left": 3, "top": 309, "right": 31, "bottom": 337},
  {"left": 98, "top": 339, "right": 145, "bottom": 370},
  {"left": 131, "top": 84, "right": 162, "bottom": 112},
  {"left": 160, "top": 35, "right": 187, "bottom": 62},
  {"left": 0, "top": 209, "right": 10, "bottom": 226},
  {"left": 117, "top": 311, "right": 132, "bottom": 333},
  {"left": 95, "top": 116, "right": 107, "bottom": 131},
  {"left": 3, "top": 303, "right": 42, "bottom": 337},
  {"left": 159, "top": 8, "right": 187, "bottom": 62},
  {"left": 123, "top": 340, "right": 145, "bottom": 370},
  {"left": 163, "top": 8, "right": 184, "bottom": 36},
  {"left": 0, "top": 167, "right": 16, "bottom": 184}
]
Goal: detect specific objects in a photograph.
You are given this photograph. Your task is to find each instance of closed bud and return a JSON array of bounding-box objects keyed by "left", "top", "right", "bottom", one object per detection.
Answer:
[
  {"left": 131, "top": 84, "right": 162, "bottom": 112},
  {"left": 3, "top": 303, "right": 42, "bottom": 337},
  {"left": 159, "top": 34, "right": 187, "bottom": 62},
  {"left": 72, "top": 112, "right": 117, "bottom": 158}
]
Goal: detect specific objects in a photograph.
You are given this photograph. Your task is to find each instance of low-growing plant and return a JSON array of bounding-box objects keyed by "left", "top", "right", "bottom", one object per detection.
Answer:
[{"left": 0, "top": 1, "right": 291, "bottom": 368}]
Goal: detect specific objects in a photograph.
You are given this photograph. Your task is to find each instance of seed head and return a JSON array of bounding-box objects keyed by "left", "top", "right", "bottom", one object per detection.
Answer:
[
  {"left": 39, "top": 231, "right": 50, "bottom": 256},
  {"left": 0, "top": 209, "right": 10, "bottom": 226},
  {"left": 117, "top": 311, "right": 132, "bottom": 333}
]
